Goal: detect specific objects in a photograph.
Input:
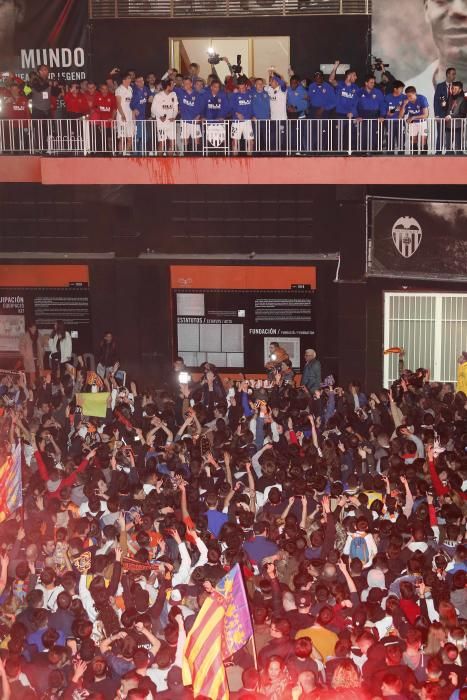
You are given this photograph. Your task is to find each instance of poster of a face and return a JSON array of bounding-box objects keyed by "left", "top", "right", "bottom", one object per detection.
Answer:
[
  {"left": 372, "top": 0, "right": 467, "bottom": 107},
  {"left": 0, "top": 0, "right": 88, "bottom": 80}
]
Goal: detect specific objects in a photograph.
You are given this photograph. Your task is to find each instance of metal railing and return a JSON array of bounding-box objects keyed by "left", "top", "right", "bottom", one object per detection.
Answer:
[
  {"left": 1, "top": 117, "right": 466, "bottom": 156},
  {"left": 89, "top": 0, "right": 371, "bottom": 18}
]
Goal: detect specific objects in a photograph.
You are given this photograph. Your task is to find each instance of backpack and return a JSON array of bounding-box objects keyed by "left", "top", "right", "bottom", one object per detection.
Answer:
[{"left": 349, "top": 535, "right": 370, "bottom": 565}]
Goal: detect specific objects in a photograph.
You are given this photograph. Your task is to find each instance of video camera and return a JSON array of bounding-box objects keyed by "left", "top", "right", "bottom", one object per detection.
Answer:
[
  {"left": 232, "top": 54, "right": 243, "bottom": 75},
  {"left": 370, "top": 55, "right": 390, "bottom": 72},
  {"left": 207, "top": 48, "right": 221, "bottom": 66}
]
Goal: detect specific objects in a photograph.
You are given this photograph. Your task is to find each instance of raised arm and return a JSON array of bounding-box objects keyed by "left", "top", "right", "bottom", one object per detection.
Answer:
[
  {"left": 336, "top": 559, "right": 357, "bottom": 595},
  {"left": 134, "top": 621, "right": 161, "bottom": 656},
  {"left": 0, "top": 553, "right": 9, "bottom": 598},
  {"left": 400, "top": 475, "right": 414, "bottom": 518},
  {"left": 0, "top": 657, "right": 12, "bottom": 700},
  {"left": 174, "top": 613, "right": 187, "bottom": 668},
  {"left": 245, "top": 461, "right": 256, "bottom": 514},
  {"left": 329, "top": 60, "right": 340, "bottom": 88}
]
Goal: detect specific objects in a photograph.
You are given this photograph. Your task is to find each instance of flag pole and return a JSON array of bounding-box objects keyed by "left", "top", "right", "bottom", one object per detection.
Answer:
[
  {"left": 238, "top": 565, "right": 259, "bottom": 671},
  {"left": 250, "top": 630, "right": 259, "bottom": 671}
]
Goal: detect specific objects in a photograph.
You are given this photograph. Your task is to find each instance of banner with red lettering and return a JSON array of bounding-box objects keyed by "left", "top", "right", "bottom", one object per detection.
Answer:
[{"left": 0, "top": 0, "right": 88, "bottom": 82}]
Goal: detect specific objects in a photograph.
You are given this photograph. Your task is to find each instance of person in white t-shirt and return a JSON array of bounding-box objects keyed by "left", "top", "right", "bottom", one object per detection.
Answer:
[
  {"left": 115, "top": 72, "right": 135, "bottom": 152},
  {"left": 151, "top": 79, "right": 179, "bottom": 153},
  {"left": 265, "top": 70, "right": 288, "bottom": 151}
]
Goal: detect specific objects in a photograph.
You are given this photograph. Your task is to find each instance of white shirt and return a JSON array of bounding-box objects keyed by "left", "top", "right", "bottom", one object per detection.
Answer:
[
  {"left": 48, "top": 332, "right": 72, "bottom": 363},
  {"left": 115, "top": 84, "right": 133, "bottom": 121},
  {"left": 265, "top": 85, "right": 287, "bottom": 120},
  {"left": 151, "top": 90, "right": 179, "bottom": 121},
  {"left": 146, "top": 666, "right": 168, "bottom": 691},
  {"left": 35, "top": 584, "right": 64, "bottom": 612},
  {"left": 79, "top": 499, "right": 109, "bottom": 517}
]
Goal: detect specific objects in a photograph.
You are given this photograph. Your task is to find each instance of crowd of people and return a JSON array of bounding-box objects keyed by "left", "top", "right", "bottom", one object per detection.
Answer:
[
  {"left": 0, "top": 318, "right": 465, "bottom": 700},
  {"left": 0, "top": 59, "right": 466, "bottom": 154}
]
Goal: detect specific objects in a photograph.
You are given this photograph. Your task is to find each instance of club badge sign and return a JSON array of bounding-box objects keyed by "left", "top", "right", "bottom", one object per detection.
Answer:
[
  {"left": 392, "top": 217, "right": 422, "bottom": 259},
  {"left": 367, "top": 197, "right": 467, "bottom": 282}
]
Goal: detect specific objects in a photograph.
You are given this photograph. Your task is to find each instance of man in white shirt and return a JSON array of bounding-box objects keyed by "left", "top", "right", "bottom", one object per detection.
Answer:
[
  {"left": 151, "top": 79, "right": 179, "bottom": 153},
  {"left": 115, "top": 72, "right": 135, "bottom": 153},
  {"left": 265, "top": 71, "right": 287, "bottom": 152}
]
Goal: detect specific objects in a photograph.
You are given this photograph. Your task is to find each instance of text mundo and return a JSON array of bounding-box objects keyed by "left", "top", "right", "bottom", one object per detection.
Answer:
[{"left": 21, "top": 47, "right": 85, "bottom": 70}]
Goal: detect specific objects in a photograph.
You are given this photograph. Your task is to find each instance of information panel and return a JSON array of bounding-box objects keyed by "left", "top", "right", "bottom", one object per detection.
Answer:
[
  {"left": 171, "top": 266, "right": 316, "bottom": 371},
  {"left": 0, "top": 265, "right": 91, "bottom": 356}
]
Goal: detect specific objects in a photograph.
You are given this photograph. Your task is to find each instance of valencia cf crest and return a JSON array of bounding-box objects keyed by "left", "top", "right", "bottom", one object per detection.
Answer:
[{"left": 392, "top": 216, "right": 422, "bottom": 258}]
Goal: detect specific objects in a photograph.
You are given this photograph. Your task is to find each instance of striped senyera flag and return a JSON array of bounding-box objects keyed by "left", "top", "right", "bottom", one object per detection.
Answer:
[
  {"left": 0, "top": 442, "right": 22, "bottom": 523},
  {"left": 182, "top": 592, "right": 229, "bottom": 700}
]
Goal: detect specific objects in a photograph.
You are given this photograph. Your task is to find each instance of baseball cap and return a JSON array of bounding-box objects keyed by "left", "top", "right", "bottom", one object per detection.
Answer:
[
  {"left": 167, "top": 666, "right": 183, "bottom": 687},
  {"left": 295, "top": 592, "right": 312, "bottom": 609}
]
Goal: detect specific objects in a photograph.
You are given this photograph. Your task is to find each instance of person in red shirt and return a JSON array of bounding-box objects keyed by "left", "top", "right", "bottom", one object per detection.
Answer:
[
  {"left": 3, "top": 83, "right": 31, "bottom": 151},
  {"left": 4, "top": 83, "right": 30, "bottom": 121},
  {"left": 34, "top": 441, "right": 96, "bottom": 500},
  {"left": 85, "top": 81, "right": 98, "bottom": 114},
  {"left": 64, "top": 83, "right": 89, "bottom": 119},
  {"left": 91, "top": 82, "right": 117, "bottom": 151}
]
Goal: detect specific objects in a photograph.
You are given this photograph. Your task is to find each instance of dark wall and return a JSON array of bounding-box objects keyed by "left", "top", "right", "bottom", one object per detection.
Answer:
[
  {"left": 0, "top": 184, "right": 343, "bottom": 256},
  {"left": 89, "top": 16, "right": 370, "bottom": 81},
  {"left": 2, "top": 182, "right": 466, "bottom": 390},
  {"left": 90, "top": 259, "right": 338, "bottom": 385}
]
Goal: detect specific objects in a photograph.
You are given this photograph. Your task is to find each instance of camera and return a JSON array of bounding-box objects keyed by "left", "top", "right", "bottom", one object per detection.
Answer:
[
  {"left": 374, "top": 57, "right": 389, "bottom": 72},
  {"left": 232, "top": 54, "right": 243, "bottom": 75},
  {"left": 179, "top": 371, "right": 191, "bottom": 384},
  {"left": 207, "top": 48, "right": 221, "bottom": 66},
  {"left": 369, "top": 55, "right": 389, "bottom": 73}
]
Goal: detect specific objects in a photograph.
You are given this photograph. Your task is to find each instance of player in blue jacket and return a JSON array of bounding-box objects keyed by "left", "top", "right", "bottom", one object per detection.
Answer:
[
  {"left": 357, "top": 74, "right": 386, "bottom": 151},
  {"left": 287, "top": 75, "right": 309, "bottom": 152},
  {"left": 251, "top": 77, "right": 271, "bottom": 152},
  {"left": 129, "top": 74, "right": 150, "bottom": 152},
  {"left": 384, "top": 80, "right": 406, "bottom": 151},
  {"left": 399, "top": 86, "right": 430, "bottom": 151},
  {"left": 203, "top": 80, "right": 231, "bottom": 122},
  {"left": 174, "top": 77, "right": 205, "bottom": 152},
  {"left": 329, "top": 61, "right": 360, "bottom": 151},
  {"left": 203, "top": 79, "right": 231, "bottom": 151},
  {"left": 308, "top": 70, "right": 336, "bottom": 151},
  {"left": 308, "top": 71, "right": 337, "bottom": 117},
  {"left": 230, "top": 78, "right": 254, "bottom": 155}
]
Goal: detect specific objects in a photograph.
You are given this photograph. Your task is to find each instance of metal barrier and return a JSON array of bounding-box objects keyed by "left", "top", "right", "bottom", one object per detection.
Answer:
[{"left": 0, "top": 117, "right": 466, "bottom": 156}]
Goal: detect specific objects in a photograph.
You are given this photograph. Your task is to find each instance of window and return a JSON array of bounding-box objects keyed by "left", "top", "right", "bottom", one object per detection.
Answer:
[{"left": 383, "top": 292, "right": 467, "bottom": 386}]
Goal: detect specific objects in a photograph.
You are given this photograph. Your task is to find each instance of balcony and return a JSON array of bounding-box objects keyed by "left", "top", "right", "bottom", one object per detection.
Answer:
[{"left": 1, "top": 117, "right": 465, "bottom": 186}]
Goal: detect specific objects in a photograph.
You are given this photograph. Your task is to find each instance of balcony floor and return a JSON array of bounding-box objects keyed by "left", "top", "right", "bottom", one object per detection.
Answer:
[{"left": 0, "top": 155, "right": 466, "bottom": 186}]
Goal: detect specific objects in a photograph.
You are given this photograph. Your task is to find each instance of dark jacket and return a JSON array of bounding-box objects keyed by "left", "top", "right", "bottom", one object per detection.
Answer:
[
  {"left": 434, "top": 80, "right": 452, "bottom": 117},
  {"left": 302, "top": 358, "right": 321, "bottom": 393},
  {"left": 448, "top": 94, "right": 467, "bottom": 123}
]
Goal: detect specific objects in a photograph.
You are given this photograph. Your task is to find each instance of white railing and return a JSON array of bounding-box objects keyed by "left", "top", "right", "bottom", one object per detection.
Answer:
[{"left": 0, "top": 117, "right": 466, "bottom": 156}]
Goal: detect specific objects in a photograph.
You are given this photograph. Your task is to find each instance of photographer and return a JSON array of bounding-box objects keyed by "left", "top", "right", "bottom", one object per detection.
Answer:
[
  {"left": 370, "top": 56, "right": 397, "bottom": 93},
  {"left": 434, "top": 68, "right": 458, "bottom": 152},
  {"left": 444, "top": 81, "right": 467, "bottom": 153}
]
